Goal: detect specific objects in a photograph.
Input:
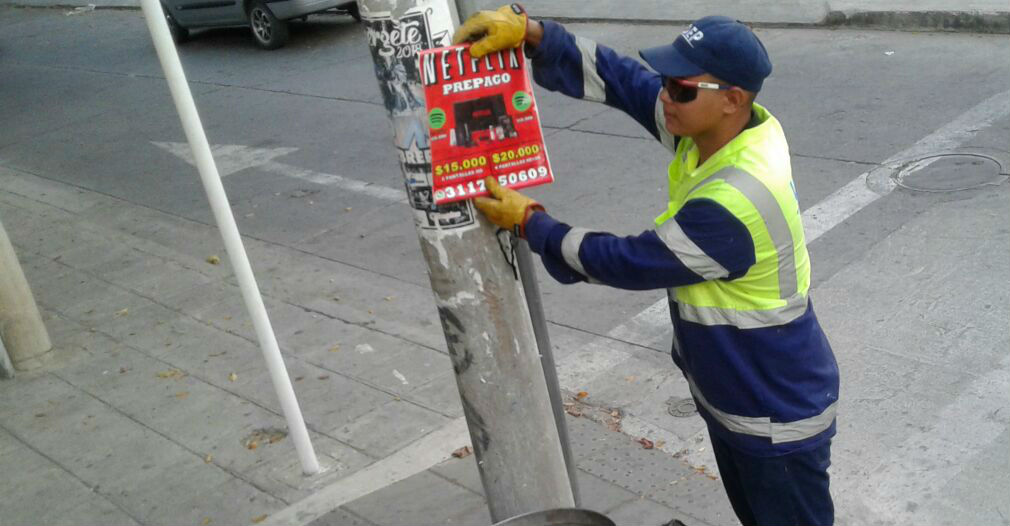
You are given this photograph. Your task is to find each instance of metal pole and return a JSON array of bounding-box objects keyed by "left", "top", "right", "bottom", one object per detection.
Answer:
[
  {"left": 514, "top": 239, "right": 580, "bottom": 506},
  {"left": 357, "top": 0, "right": 574, "bottom": 521},
  {"left": 0, "top": 215, "right": 52, "bottom": 373},
  {"left": 137, "top": 0, "right": 320, "bottom": 475}
]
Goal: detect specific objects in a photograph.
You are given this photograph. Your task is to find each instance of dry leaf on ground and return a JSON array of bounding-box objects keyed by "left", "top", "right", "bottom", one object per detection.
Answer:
[
  {"left": 637, "top": 438, "right": 655, "bottom": 449},
  {"left": 156, "top": 369, "right": 184, "bottom": 380},
  {"left": 576, "top": 391, "right": 589, "bottom": 400},
  {"left": 114, "top": 308, "right": 129, "bottom": 317},
  {"left": 206, "top": 255, "right": 221, "bottom": 265},
  {"left": 228, "top": 372, "right": 238, "bottom": 382},
  {"left": 242, "top": 428, "right": 287, "bottom": 450},
  {"left": 204, "top": 454, "right": 213, "bottom": 463},
  {"left": 251, "top": 514, "right": 268, "bottom": 524},
  {"left": 451, "top": 445, "right": 473, "bottom": 458},
  {"left": 175, "top": 391, "right": 189, "bottom": 399}
]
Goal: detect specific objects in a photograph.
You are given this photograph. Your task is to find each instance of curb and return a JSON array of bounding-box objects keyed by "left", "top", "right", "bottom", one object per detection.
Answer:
[
  {"left": 825, "top": 10, "right": 1010, "bottom": 33},
  {"left": 2, "top": 2, "right": 1009, "bottom": 34}
]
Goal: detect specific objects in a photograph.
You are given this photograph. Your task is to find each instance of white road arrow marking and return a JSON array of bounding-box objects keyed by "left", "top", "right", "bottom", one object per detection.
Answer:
[
  {"left": 152, "top": 141, "right": 405, "bottom": 202},
  {"left": 152, "top": 141, "right": 299, "bottom": 178},
  {"left": 259, "top": 161, "right": 405, "bottom": 203}
]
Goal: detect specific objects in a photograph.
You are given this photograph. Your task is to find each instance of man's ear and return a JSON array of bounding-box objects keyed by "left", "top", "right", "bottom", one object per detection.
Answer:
[{"left": 723, "top": 88, "right": 751, "bottom": 115}]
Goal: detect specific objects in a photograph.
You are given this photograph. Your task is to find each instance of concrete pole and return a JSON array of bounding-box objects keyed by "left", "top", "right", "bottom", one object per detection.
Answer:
[
  {"left": 138, "top": 0, "right": 320, "bottom": 475},
  {"left": 449, "top": 0, "right": 581, "bottom": 506},
  {"left": 0, "top": 216, "right": 52, "bottom": 373},
  {"left": 357, "top": 0, "right": 575, "bottom": 521}
]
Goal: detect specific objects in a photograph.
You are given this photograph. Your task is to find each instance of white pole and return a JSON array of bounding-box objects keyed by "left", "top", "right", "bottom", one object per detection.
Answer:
[{"left": 138, "top": 0, "right": 320, "bottom": 475}]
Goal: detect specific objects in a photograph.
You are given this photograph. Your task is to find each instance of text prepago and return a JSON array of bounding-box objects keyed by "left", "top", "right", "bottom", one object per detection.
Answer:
[{"left": 419, "top": 43, "right": 554, "bottom": 205}]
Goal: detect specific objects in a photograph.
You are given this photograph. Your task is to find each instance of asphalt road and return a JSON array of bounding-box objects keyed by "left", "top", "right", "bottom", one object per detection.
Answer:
[{"left": 1, "top": 6, "right": 1008, "bottom": 525}]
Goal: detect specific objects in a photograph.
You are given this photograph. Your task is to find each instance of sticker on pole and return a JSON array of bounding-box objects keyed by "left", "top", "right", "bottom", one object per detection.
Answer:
[{"left": 419, "top": 44, "right": 554, "bottom": 205}]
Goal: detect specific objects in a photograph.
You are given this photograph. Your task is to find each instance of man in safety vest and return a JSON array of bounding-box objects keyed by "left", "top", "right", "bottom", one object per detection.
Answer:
[{"left": 457, "top": 5, "right": 840, "bottom": 526}]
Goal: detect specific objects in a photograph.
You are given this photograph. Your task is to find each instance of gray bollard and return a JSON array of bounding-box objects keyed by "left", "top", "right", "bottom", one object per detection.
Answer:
[{"left": 0, "top": 216, "right": 52, "bottom": 372}]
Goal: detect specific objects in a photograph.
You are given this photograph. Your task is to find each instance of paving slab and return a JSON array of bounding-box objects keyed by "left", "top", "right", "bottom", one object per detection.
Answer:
[{"left": 340, "top": 471, "right": 487, "bottom": 526}]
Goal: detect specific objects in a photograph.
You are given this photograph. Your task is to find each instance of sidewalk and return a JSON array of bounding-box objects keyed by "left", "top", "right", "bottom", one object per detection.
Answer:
[
  {"left": 1, "top": 0, "right": 1008, "bottom": 33},
  {"left": 0, "top": 164, "right": 732, "bottom": 525}
]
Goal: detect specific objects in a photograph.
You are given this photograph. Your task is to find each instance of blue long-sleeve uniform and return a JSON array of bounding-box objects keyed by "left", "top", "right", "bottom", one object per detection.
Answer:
[{"left": 524, "top": 21, "right": 838, "bottom": 456}]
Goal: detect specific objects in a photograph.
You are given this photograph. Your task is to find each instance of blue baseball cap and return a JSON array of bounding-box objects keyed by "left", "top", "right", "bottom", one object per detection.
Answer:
[{"left": 639, "top": 16, "right": 772, "bottom": 93}]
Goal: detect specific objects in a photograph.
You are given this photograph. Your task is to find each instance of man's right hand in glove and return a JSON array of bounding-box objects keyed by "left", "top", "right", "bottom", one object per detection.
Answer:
[{"left": 452, "top": 4, "right": 543, "bottom": 57}]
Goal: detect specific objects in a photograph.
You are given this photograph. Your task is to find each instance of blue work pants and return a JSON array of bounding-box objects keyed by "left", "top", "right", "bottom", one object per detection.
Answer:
[{"left": 709, "top": 430, "right": 834, "bottom": 526}]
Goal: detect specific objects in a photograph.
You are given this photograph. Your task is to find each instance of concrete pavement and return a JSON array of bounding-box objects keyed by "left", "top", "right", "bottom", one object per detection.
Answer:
[
  {"left": 0, "top": 162, "right": 730, "bottom": 525},
  {"left": 0, "top": 4, "right": 1008, "bottom": 526}
]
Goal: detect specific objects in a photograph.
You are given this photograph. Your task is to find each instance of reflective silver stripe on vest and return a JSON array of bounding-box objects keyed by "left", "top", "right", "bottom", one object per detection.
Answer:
[
  {"left": 653, "top": 92, "right": 678, "bottom": 153},
  {"left": 687, "top": 374, "right": 837, "bottom": 443},
  {"left": 678, "top": 293, "right": 809, "bottom": 329},
  {"left": 667, "top": 292, "right": 683, "bottom": 360},
  {"left": 689, "top": 167, "right": 798, "bottom": 298},
  {"left": 656, "top": 218, "right": 730, "bottom": 280},
  {"left": 574, "top": 36, "right": 606, "bottom": 103},
  {"left": 561, "top": 227, "right": 592, "bottom": 278}
]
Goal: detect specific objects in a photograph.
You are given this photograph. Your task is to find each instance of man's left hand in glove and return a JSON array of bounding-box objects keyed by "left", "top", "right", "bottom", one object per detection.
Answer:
[{"left": 473, "top": 176, "right": 544, "bottom": 237}]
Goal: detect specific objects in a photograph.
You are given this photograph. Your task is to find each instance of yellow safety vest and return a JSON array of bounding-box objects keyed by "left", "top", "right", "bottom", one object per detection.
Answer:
[{"left": 655, "top": 103, "right": 810, "bottom": 329}]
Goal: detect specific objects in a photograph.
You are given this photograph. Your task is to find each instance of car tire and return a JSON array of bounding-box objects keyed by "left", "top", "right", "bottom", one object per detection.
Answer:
[
  {"left": 345, "top": 2, "right": 361, "bottom": 22},
  {"left": 248, "top": 0, "right": 289, "bottom": 50},
  {"left": 162, "top": 4, "right": 189, "bottom": 44}
]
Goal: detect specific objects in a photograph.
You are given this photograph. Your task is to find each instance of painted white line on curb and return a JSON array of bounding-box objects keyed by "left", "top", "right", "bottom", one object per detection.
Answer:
[{"left": 263, "top": 417, "right": 470, "bottom": 526}]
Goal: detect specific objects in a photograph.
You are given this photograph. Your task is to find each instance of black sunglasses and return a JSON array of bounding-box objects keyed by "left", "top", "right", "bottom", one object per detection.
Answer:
[{"left": 663, "top": 77, "right": 734, "bottom": 103}]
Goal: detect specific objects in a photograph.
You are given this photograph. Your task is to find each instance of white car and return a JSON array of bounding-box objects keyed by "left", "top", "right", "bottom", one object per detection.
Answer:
[{"left": 161, "top": 0, "right": 359, "bottom": 49}]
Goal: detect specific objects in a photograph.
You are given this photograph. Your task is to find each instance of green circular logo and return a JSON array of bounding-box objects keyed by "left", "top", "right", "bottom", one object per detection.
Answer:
[
  {"left": 512, "top": 91, "right": 532, "bottom": 112},
  {"left": 428, "top": 108, "right": 446, "bottom": 130}
]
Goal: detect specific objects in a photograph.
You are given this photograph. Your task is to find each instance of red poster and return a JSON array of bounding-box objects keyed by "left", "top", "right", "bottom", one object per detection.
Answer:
[{"left": 419, "top": 44, "right": 554, "bottom": 205}]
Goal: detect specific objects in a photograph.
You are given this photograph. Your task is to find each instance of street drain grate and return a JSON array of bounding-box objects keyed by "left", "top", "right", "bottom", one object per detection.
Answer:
[
  {"left": 666, "top": 396, "right": 697, "bottom": 418},
  {"left": 892, "top": 151, "right": 1008, "bottom": 193}
]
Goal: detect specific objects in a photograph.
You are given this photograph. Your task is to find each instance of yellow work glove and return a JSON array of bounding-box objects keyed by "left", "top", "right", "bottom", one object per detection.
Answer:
[
  {"left": 474, "top": 176, "right": 544, "bottom": 238},
  {"left": 452, "top": 4, "right": 528, "bottom": 58}
]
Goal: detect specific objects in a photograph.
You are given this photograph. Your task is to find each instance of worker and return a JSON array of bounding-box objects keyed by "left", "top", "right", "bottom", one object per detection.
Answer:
[{"left": 456, "top": 6, "right": 840, "bottom": 526}]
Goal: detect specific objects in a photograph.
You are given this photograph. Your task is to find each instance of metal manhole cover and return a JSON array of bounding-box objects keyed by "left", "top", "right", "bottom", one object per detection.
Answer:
[
  {"left": 893, "top": 152, "right": 1008, "bottom": 193},
  {"left": 666, "top": 396, "right": 697, "bottom": 417}
]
